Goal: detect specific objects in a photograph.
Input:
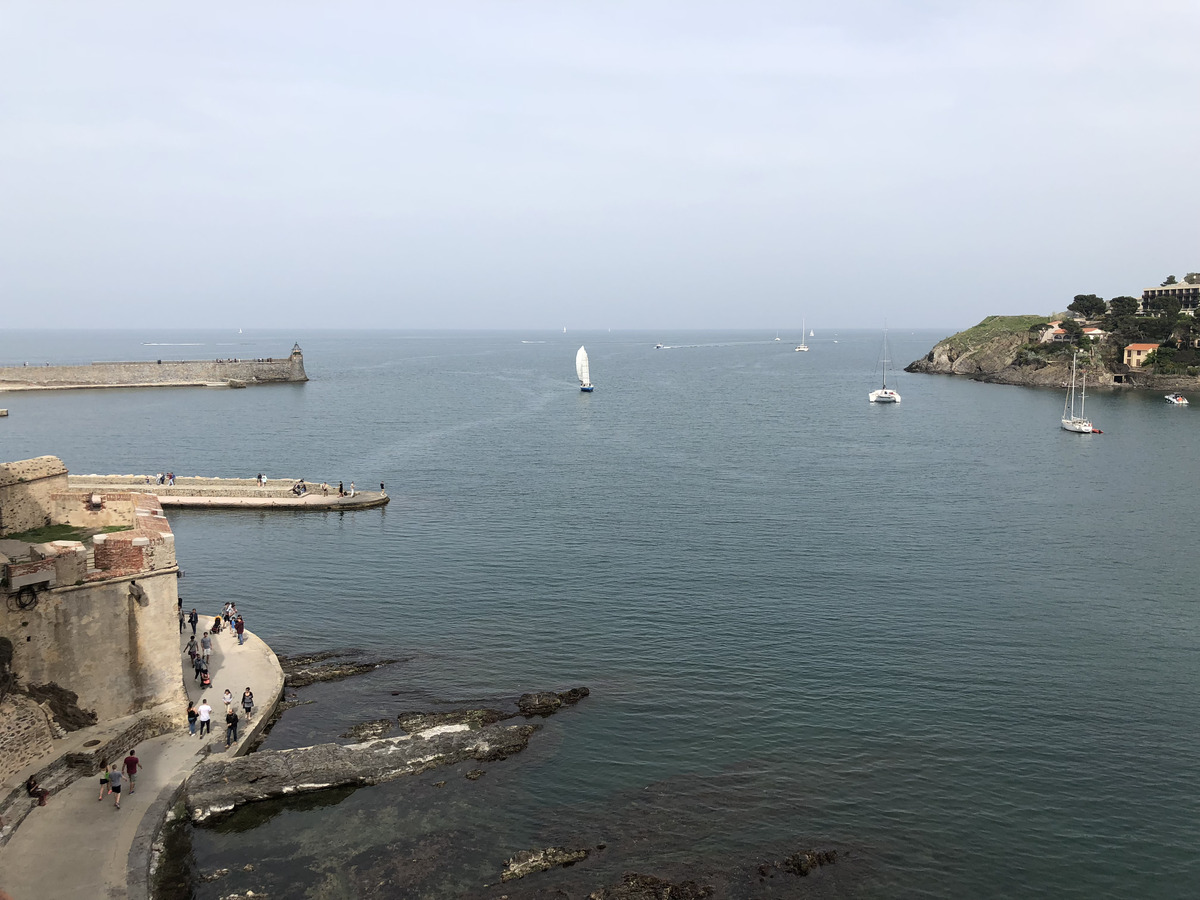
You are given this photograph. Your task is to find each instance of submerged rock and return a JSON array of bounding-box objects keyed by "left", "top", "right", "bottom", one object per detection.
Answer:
[
  {"left": 281, "top": 653, "right": 398, "bottom": 688},
  {"left": 588, "top": 873, "right": 713, "bottom": 899},
  {"left": 518, "top": 686, "right": 590, "bottom": 717},
  {"left": 502, "top": 846, "right": 591, "bottom": 882},
  {"left": 187, "top": 721, "right": 538, "bottom": 822}
]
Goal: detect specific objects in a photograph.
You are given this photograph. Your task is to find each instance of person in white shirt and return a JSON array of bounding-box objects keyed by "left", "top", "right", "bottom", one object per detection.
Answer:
[{"left": 198, "top": 699, "right": 212, "bottom": 737}]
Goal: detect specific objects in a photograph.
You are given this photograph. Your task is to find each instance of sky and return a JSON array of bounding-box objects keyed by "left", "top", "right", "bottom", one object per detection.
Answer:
[{"left": 2, "top": 1, "right": 1198, "bottom": 331}]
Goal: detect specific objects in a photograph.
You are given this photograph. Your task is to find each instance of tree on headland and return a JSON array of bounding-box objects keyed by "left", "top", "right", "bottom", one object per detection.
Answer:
[
  {"left": 1108, "top": 296, "right": 1139, "bottom": 319},
  {"left": 1067, "top": 294, "right": 1106, "bottom": 319},
  {"left": 1162, "top": 275, "right": 1178, "bottom": 285},
  {"left": 1185, "top": 273, "right": 1200, "bottom": 285},
  {"left": 1058, "top": 317, "right": 1084, "bottom": 342}
]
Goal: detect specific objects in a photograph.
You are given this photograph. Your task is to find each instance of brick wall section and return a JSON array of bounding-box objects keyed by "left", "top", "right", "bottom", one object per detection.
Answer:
[
  {"left": 0, "top": 696, "right": 53, "bottom": 784},
  {"left": 0, "top": 352, "right": 306, "bottom": 389},
  {"left": 0, "top": 457, "right": 69, "bottom": 536},
  {"left": 90, "top": 493, "right": 176, "bottom": 576}
]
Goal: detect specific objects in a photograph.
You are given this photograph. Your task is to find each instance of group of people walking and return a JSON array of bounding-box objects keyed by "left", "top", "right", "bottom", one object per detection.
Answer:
[
  {"left": 182, "top": 599, "right": 256, "bottom": 749},
  {"left": 95, "top": 749, "right": 140, "bottom": 810}
]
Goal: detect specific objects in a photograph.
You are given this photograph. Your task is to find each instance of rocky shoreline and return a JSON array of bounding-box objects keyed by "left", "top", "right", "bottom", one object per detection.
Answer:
[{"left": 906, "top": 321, "right": 1199, "bottom": 391}]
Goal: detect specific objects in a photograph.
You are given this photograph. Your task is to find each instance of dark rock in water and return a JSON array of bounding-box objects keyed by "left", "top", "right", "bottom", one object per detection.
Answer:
[
  {"left": 518, "top": 686, "right": 590, "bottom": 717},
  {"left": 588, "top": 873, "right": 713, "bottom": 899},
  {"left": 432, "top": 780, "right": 446, "bottom": 788},
  {"left": 502, "top": 846, "right": 591, "bottom": 882},
  {"left": 339, "top": 718, "right": 396, "bottom": 741},
  {"left": 778, "top": 848, "right": 838, "bottom": 877},
  {"left": 187, "top": 720, "right": 538, "bottom": 822},
  {"left": 397, "top": 708, "right": 511, "bottom": 733},
  {"left": 282, "top": 656, "right": 398, "bottom": 688},
  {"left": 465, "top": 769, "right": 485, "bottom": 780}
]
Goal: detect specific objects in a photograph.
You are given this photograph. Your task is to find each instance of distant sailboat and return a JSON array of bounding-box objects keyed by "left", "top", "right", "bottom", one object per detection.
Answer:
[
  {"left": 576, "top": 346, "right": 594, "bottom": 392},
  {"left": 1061, "top": 351, "right": 1093, "bottom": 433},
  {"left": 868, "top": 328, "right": 901, "bottom": 403},
  {"left": 795, "top": 318, "right": 809, "bottom": 352}
]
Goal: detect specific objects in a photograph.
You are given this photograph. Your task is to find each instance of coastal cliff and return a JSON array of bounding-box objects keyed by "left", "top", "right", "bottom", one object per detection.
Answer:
[{"left": 905, "top": 315, "right": 1196, "bottom": 390}]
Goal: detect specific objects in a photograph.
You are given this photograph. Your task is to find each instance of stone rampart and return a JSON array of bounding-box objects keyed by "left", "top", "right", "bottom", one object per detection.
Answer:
[
  {"left": 0, "top": 457, "right": 68, "bottom": 535},
  {"left": 0, "top": 696, "right": 53, "bottom": 785},
  {"left": 2, "top": 569, "right": 184, "bottom": 723},
  {"left": 0, "top": 345, "right": 307, "bottom": 391}
]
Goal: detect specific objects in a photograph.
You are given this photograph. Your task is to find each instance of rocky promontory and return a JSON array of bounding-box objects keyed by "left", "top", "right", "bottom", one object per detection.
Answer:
[{"left": 906, "top": 314, "right": 1198, "bottom": 390}]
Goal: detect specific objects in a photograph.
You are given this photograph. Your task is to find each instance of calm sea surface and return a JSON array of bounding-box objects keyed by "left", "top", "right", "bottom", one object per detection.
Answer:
[{"left": 2, "top": 329, "right": 1198, "bottom": 899}]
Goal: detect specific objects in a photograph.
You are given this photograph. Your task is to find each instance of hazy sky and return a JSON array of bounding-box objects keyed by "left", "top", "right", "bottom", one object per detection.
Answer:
[{"left": 3, "top": 2, "right": 1198, "bottom": 331}]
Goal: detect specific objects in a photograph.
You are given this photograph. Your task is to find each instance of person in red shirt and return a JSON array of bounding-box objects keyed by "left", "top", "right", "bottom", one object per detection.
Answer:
[{"left": 122, "top": 749, "right": 140, "bottom": 794}]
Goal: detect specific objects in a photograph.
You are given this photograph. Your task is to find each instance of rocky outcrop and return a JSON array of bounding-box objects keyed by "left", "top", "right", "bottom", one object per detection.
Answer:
[
  {"left": 518, "top": 686, "right": 591, "bottom": 717},
  {"left": 187, "top": 721, "right": 537, "bottom": 823},
  {"left": 502, "top": 846, "right": 591, "bottom": 881},
  {"left": 278, "top": 650, "right": 398, "bottom": 687},
  {"left": 396, "top": 708, "right": 510, "bottom": 733}
]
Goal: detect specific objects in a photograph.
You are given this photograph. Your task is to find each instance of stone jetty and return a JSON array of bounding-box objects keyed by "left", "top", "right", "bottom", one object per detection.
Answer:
[
  {"left": 67, "top": 475, "right": 389, "bottom": 510},
  {"left": 0, "top": 344, "right": 307, "bottom": 391}
]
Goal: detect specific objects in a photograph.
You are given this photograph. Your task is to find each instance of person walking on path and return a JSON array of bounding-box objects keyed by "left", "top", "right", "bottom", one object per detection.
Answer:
[
  {"left": 185, "top": 636, "right": 198, "bottom": 661},
  {"left": 200, "top": 631, "right": 212, "bottom": 663},
  {"left": 188, "top": 608, "right": 199, "bottom": 636},
  {"left": 225, "top": 708, "right": 239, "bottom": 747},
  {"left": 338, "top": 481, "right": 344, "bottom": 497},
  {"left": 223, "top": 688, "right": 233, "bottom": 711},
  {"left": 97, "top": 759, "right": 110, "bottom": 801},
  {"left": 107, "top": 765, "right": 123, "bottom": 809},
  {"left": 198, "top": 699, "right": 212, "bottom": 737},
  {"left": 187, "top": 701, "right": 198, "bottom": 735},
  {"left": 235, "top": 615, "right": 245, "bottom": 645},
  {"left": 122, "top": 749, "right": 139, "bottom": 794},
  {"left": 349, "top": 481, "right": 356, "bottom": 497},
  {"left": 241, "top": 687, "right": 254, "bottom": 721}
]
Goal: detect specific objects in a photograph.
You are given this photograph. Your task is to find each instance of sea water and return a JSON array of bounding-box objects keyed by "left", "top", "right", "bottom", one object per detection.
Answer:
[{"left": 2, "top": 329, "right": 1197, "bottom": 898}]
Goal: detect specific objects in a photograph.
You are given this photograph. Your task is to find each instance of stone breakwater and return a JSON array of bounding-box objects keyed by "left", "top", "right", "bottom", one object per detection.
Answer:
[
  {"left": 0, "top": 345, "right": 307, "bottom": 391},
  {"left": 68, "top": 474, "right": 389, "bottom": 510}
]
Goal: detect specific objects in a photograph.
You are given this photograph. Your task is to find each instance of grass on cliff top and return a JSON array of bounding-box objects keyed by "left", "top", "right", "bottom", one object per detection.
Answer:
[
  {"left": 941, "top": 315, "right": 1050, "bottom": 351},
  {"left": 1, "top": 523, "right": 131, "bottom": 543}
]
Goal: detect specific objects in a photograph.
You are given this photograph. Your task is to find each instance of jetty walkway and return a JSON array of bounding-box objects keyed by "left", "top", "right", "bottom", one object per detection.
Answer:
[
  {"left": 68, "top": 475, "right": 389, "bottom": 510},
  {"left": 0, "top": 617, "right": 284, "bottom": 900}
]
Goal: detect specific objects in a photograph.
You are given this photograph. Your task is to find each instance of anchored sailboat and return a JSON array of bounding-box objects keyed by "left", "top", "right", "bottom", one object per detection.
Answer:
[
  {"left": 576, "top": 345, "right": 594, "bottom": 392},
  {"left": 868, "top": 328, "right": 901, "bottom": 403},
  {"left": 795, "top": 318, "right": 809, "bottom": 352},
  {"left": 1061, "top": 351, "right": 1093, "bottom": 433}
]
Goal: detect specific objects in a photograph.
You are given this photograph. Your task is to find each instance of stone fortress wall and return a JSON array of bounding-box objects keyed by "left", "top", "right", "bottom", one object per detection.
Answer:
[
  {"left": 0, "top": 456, "right": 69, "bottom": 535},
  {"left": 1, "top": 461, "right": 185, "bottom": 781},
  {"left": 0, "top": 343, "right": 307, "bottom": 390}
]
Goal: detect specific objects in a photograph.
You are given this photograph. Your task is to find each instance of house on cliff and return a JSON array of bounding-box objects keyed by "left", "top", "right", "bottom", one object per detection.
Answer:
[
  {"left": 1124, "top": 343, "right": 1160, "bottom": 368},
  {"left": 0, "top": 457, "right": 185, "bottom": 785}
]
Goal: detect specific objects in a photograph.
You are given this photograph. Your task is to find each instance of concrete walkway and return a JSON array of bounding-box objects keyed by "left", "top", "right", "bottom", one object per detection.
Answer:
[
  {"left": 67, "top": 475, "right": 389, "bottom": 510},
  {"left": 0, "top": 615, "right": 284, "bottom": 900}
]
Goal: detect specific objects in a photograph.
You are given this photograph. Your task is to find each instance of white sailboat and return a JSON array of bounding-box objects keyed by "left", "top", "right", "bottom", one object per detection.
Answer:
[
  {"left": 868, "top": 328, "right": 901, "bottom": 403},
  {"left": 795, "top": 318, "right": 809, "bottom": 352},
  {"left": 576, "top": 345, "right": 594, "bottom": 392},
  {"left": 1061, "top": 351, "right": 1093, "bottom": 433}
]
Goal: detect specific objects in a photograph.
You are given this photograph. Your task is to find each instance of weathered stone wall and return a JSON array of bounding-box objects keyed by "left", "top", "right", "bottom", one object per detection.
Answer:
[
  {"left": 0, "top": 696, "right": 53, "bottom": 784},
  {"left": 0, "top": 457, "right": 69, "bottom": 536},
  {"left": 51, "top": 492, "right": 135, "bottom": 528},
  {"left": 0, "top": 351, "right": 306, "bottom": 390},
  {"left": 1, "top": 569, "right": 185, "bottom": 722}
]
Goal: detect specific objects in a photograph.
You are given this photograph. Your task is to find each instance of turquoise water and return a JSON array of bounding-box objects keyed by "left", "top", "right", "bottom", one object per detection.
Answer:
[{"left": 3, "top": 330, "right": 1198, "bottom": 898}]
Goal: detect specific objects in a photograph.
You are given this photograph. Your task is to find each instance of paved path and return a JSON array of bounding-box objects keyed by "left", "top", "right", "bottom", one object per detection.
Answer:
[
  {"left": 0, "top": 615, "right": 284, "bottom": 900},
  {"left": 67, "top": 475, "right": 388, "bottom": 510}
]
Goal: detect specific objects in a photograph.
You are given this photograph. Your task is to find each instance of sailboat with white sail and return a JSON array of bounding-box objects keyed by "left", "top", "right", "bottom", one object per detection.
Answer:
[
  {"left": 795, "top": 318, "right": 809, "bottom": 352},
  {"left": 1061, "top": 351, "right": 1093, "bottom": 433},
  {"left": 868, "top": 329, "right": 901, "bottom": 403},
  {"left": 576, "top": 346, "right": 594, "bottom": 392}
]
